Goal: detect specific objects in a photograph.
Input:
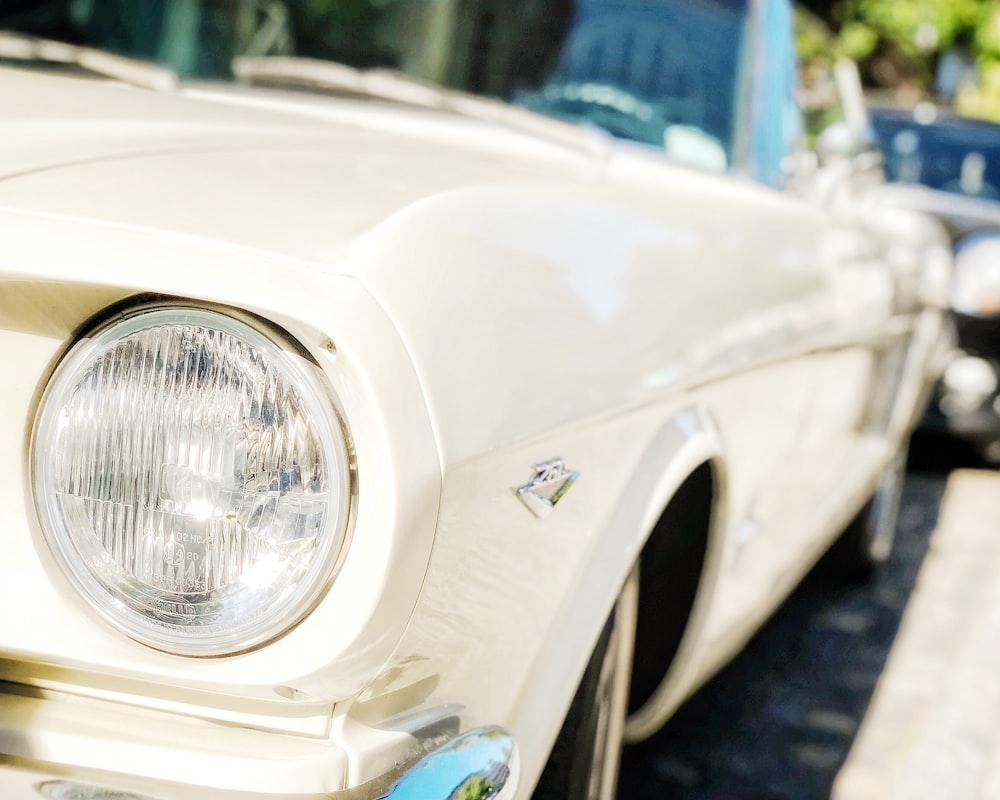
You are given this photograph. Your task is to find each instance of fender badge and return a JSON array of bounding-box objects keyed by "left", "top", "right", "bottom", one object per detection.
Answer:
[{"left": 513, "top": 458, "right": 579, "bottom": 519}]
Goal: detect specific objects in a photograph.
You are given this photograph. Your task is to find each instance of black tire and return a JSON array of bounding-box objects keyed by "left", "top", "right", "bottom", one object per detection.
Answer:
[
  {"left": 532, "top": 569, "right": 638, "bottom": 800},
  {"left": 819, "top": 446, "right": 906, "bottom": 585}
]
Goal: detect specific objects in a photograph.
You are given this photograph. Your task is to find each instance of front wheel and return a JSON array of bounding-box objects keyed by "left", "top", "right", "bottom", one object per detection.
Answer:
[{"left": 532, "top": 566, "right": 639, "bottom": 800}]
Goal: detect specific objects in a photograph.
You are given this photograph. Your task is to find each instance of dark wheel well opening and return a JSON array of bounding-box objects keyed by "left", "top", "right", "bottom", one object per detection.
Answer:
[{"left": 627, "top": 461, "right": 716, "bottom": 715}]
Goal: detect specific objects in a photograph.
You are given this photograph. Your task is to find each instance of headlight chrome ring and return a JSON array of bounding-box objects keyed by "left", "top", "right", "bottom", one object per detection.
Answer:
[{"left": 31, "top": 305, "right": 354, "bottom": 656}]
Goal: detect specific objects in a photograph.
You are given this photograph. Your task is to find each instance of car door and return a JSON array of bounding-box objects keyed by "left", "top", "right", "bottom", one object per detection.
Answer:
[{"left": 742, "top": 1, "right": 900, "bottom": 592}]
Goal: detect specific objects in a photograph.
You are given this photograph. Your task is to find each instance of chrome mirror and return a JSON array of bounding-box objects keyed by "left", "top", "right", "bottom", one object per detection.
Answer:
[
  {"left": 815, "top": 120, "right": 882, "bottom": 171},
  {"left": 815, "top": 59, "right": 884, "bottom": 184}
]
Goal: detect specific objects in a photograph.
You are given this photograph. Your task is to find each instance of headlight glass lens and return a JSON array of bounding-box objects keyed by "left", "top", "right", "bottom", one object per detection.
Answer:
[{"left": 32, "top": 307, "right": 352, "bottom": 655}]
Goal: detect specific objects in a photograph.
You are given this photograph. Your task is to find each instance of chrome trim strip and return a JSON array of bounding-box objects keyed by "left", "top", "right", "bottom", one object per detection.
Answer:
[{"left": 0, "top": 31, "right": 179, "bottom": 92}]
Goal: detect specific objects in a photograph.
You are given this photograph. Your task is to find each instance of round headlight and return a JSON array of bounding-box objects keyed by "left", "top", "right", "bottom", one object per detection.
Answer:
[
  {"left": 953, "top": 232, "right": 1000, "bottom": 316},
  {"left": 31, "top": 306, "right": 353, "bottom": 655}
]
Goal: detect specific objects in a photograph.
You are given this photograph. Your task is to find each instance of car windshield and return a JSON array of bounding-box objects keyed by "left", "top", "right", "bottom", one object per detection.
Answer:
[
  {"left": 1, "top": 0, "right": 747, "bottom": 161},
  {"left": 872, "top": 110, "right": 1000, "bottom": 201}
]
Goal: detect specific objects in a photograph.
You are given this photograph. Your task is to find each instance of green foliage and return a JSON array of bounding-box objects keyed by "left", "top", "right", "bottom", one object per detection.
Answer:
[
  {"left": 795, "top": 5, "right": 837, "bottom": 61},
  {"left": 976, "top": 5, "right": 1000, "bottom": 60},
  {"left": 812, "top": 0, "right": 1000, "bottom": 119},
  {"left": 836, "top": 20, "right": 879, "bottom": 60},
  {"left": 453, "top": 775, "right": 495, "bottom": 800},
  {"left": 835, "top": 0, "right": 985, "bottom": 56}
]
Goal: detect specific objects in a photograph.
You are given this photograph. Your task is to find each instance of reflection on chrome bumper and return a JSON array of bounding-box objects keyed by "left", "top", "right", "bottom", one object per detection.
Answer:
[
  {"left": 380, "top": 727, "right": 518, "bottom": 799},
  {"left": 1, "top": 727, "right": 518, "bottom": 800}
]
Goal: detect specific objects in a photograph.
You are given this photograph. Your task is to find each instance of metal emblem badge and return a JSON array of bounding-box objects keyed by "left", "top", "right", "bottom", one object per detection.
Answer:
[{"left": 513, "top": 458, "right": 579, "bottom": 519}]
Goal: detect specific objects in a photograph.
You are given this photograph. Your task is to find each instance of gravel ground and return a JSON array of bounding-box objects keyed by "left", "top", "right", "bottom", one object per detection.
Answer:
[{"left": 617, "top": 438, "right": 966, "bottom": 800}]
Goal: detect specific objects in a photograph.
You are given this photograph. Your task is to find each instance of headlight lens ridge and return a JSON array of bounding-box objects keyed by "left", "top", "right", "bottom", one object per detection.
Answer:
[{"left": 32, "top": 306, "right": 352, "bottom": 655}]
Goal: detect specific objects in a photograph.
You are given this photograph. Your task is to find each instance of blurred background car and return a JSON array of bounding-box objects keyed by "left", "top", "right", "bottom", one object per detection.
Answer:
[{"left": 871, "top": 105, "right": 1000, "bottom": 463}]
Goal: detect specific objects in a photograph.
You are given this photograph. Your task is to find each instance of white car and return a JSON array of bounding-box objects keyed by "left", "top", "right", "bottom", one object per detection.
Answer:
[{"left": 0, "top": 1, "right": 946, "bottom": 799}]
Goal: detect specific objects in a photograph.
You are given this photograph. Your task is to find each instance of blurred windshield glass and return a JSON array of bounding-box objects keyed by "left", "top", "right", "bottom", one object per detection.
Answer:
[
  {"left": 872, "top": 109, "right": 1000, "bottom": 201},
  {"left": 1, "top": 0, "right": 746, "bottom": 158}
]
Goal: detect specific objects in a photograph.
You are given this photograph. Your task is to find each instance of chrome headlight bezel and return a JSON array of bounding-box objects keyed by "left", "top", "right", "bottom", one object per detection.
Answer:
[
  {"left": 953, "top": 231, "right": 1000, "bottom": 317},
  {"left": 30, "top": 302, "right": 356, "bottom": 657}
]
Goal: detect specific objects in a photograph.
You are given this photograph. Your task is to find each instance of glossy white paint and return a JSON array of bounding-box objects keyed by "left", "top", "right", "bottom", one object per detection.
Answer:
[
  {"left": 0, "top": 61, "right": 945, "bottom": 799},
  {"left": 0, "top": 684, "right": 348, "bottom": 795}
]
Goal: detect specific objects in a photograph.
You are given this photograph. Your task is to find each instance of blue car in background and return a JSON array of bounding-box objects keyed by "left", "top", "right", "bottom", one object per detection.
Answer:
[{"left": 872, "top": 105, "right": 1000, "bottom": 462}]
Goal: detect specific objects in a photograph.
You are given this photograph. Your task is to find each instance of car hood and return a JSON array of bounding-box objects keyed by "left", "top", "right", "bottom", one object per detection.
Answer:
[{"left": 0, "top": 66, "right": 600, "bottom": 266}]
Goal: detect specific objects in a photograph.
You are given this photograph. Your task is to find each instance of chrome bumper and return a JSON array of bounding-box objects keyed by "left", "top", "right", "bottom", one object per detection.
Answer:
[
  {"left": 363, "top": 727, "right": 518, "bottom": 800},
  {"left": 0, "top": 682, "right": 519, "bottom": 800}
]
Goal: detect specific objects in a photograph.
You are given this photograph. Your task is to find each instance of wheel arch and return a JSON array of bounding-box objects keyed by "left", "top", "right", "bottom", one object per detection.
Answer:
[
  {"left": 511, "top": 405, "right": 729, "bottom": 790},
  {"left": 619, "top": 409, "right": 729, "bottom": 743}
]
